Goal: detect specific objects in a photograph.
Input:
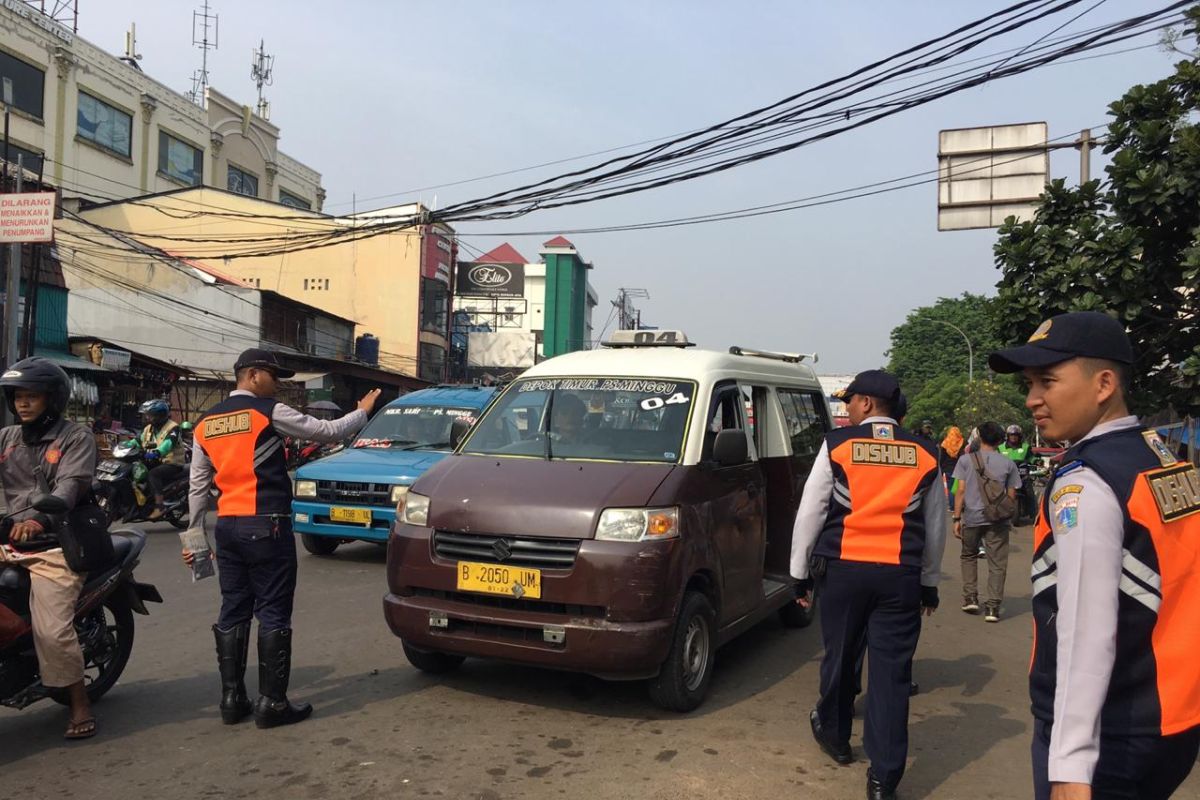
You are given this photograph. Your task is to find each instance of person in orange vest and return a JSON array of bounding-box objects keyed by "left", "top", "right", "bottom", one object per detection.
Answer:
[
  {"left": 790, "top": 370, "right": 945, "bottom": 800},
  {"left": 990, "top": 311, "right": 1200, "bottom": 800},
  {"left": 185, "top": 349, "right": 380, "bottom": 729}
]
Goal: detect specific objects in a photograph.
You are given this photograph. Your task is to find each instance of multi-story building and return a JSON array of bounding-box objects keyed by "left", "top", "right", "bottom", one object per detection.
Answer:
[{"left": 0, "top": 4, "right": 323, "bottom": 209}]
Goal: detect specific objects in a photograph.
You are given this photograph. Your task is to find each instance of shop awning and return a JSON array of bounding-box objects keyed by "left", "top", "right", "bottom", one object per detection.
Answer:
[
  {"left": 287, "top": 372, "right": 328, "bottom": 384},
  {"left": 34, "top": 348, "right": 111, "bottom": 372}
]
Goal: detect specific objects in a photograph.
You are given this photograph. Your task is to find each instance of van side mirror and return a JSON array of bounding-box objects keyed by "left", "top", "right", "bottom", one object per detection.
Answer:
[
  {"left": 450, "top": 417, "right": 472, "bottom": 449},
  {"left": 712, "top": 429, "right": 748, "bottom": 467},
  {"left": 31, "top": 493, "right": 68, "bottom": 515}
]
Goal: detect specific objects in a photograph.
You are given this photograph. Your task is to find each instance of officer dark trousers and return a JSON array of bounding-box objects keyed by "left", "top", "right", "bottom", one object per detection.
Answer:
[
  {"left": 816, "top": 560, "right": 922, "bottom": 789},
  {"left": 1032, "top": 720, "right": 1200, "bottom": 800}
]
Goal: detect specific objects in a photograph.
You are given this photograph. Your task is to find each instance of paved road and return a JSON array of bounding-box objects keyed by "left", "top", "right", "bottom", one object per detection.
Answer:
[{"left": 2, "top": 522, "right": 1198, "bottom": 799}]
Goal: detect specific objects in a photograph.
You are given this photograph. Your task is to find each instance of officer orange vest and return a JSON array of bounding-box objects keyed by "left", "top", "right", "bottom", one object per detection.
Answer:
[
  {"left": 814, "top": 421, "right": 941, "bottom": 567},
  {"left": 1031, "top": 427, "right": 1200, "bottom": 736},
  {"left": 193, "top": 394, "right": 291, "bottom": 518}
]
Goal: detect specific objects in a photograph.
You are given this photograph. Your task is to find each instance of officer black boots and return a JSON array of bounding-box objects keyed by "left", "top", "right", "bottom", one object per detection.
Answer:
[
  {"left": 253, "top": 627, "right": 312, "bottom": 729},
  {"left": 213, "top": 622, "right": 253, "bottom": 724}
]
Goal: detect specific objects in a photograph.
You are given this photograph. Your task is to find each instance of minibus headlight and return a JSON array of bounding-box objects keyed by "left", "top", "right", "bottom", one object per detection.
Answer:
[
  {"left": 391, "top": 485, "right": 410, "bottom": 506},
  {"left": 595, "top": 507, "right": 679, "bottom": 542},
  {"left": 401, "top": 491, "right": 431, "bottom": 527},
  {"left": 294, "top": 480, "right": 317, "bottom": 498}
]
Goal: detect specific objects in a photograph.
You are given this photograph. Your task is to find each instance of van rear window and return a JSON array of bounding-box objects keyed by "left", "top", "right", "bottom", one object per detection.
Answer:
[{"left": 461, "top": 378, "right": 696, "bottom": 463}]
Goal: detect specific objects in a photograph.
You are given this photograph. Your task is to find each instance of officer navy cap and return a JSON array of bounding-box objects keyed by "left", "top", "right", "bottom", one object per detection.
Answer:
[
  {"left": 989, "top": 311, "right": 1133, "bottom": 374},
  {"left": 234, "top": 348, "right": 296, "bottom": 379},
  {"left": 835, "top": 369, "right": 902, "bottom": 403}
]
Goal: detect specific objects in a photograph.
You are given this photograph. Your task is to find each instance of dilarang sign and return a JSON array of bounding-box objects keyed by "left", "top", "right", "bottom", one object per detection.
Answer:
[{"left": 456, "top": 261, "right": 525, "bottom": 298}]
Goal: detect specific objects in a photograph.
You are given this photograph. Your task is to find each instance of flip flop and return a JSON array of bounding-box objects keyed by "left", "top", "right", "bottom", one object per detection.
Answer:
[{"left": 65, "top": 717, "right": 97, "bottom": 740}]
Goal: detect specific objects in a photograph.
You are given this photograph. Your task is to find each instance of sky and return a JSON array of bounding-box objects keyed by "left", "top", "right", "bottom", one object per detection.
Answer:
[{"left": 79, "top": 0, "right": 1184, "bottom": 374}]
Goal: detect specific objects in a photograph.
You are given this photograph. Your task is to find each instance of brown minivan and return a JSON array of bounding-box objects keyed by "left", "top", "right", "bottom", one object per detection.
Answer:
[{"left": 383, "top": 331, "right": 832, "bottom": 710}]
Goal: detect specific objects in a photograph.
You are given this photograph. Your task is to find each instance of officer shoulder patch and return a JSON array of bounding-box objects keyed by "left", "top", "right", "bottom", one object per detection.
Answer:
[
  {"left": 872, "top": 423, "right": 894, "bottom": 440},
  {"left": 1145, "top": 463, "right": 1200, "bottom": 523},
  {"left": 1051, "top": 484, "right": 1083, "bottom": 504},
  {"left": 1142, "top": 431, "right": 1177, "bottom": 468}
]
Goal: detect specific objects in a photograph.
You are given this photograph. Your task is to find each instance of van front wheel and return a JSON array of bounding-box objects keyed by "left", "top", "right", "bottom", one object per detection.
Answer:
[
  {"left": 402, "top": 641, "right": 465, "bottom": 674},
  {"left": 648, "top": 591, "right": 716, "bottom": 713},
  {"left": 301, "top": 534, "right": 340, "bottom": 556}
]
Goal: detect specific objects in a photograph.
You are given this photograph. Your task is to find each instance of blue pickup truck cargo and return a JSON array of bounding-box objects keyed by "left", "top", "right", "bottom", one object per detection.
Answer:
[{"left": 292, "top": 385, "right": 498, "bottom": 555}]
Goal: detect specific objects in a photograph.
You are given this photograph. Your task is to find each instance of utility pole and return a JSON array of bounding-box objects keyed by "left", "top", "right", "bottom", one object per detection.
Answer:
[
  {"left": 3, "top": 155, "right": 23, "bottom": 371},
  {"left": 1076, "top": 128, "right": 1093, "bottom": 184}
]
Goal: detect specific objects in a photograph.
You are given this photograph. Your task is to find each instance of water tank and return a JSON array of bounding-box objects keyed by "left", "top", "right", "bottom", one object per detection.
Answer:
[{"left": 355, "top": 333, "right": 380, "bottom": 366}]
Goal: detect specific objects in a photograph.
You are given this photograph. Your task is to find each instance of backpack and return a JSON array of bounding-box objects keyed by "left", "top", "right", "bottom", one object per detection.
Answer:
[{"left": 971, "top": 451, "right": 1018, "bottom": 522}]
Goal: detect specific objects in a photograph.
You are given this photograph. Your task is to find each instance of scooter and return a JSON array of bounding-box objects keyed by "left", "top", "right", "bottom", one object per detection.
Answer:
[
  {"left": 0, "top": 494, "right": 162, "bottom": 710},
  {"left": 93, "top": 438, "right": 189, "bottom": 529}
]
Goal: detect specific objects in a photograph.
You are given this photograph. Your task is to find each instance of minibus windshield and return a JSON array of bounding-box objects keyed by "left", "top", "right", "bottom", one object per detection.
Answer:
[{"left": 460, "top": 377, "right": 696, "bottom": 463}]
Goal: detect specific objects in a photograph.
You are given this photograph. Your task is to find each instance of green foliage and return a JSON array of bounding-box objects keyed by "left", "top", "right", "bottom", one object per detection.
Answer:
[
  {"left": 953, "top": 379, "right": 1028, "bottom": 435},
  {"left": 993, "top": 8, "right": 1200, "bottom": 416},
  {"left": 886, "top": 293, "right": 1005, "bottom": 396},
  {"left": 904, "top": 374, "right": 967, "bottom": 435}
]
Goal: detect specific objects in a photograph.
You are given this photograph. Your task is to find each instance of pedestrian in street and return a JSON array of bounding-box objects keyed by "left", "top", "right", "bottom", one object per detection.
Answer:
[
  {"left": 990, "top": 311, "right": 1200, "bottom": 800},
  {"left": 184, "top": 349, "right": 380, "bottom": 728},
  {"left": 939, "top": 425, "right": 965, "bottom": 511},
  {"left": 790, "top": 370, "right": 946, "bottom": 800},
  {"left": 0, "top": 358, "right": 99, "bottom": 739},
  {"left": 952, "top": 421, "right": 1020, "bottom": 622}
]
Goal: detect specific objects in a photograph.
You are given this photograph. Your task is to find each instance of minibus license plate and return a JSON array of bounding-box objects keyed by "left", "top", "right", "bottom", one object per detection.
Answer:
[
  {"left": 457, "top": 561, "right": 541, "bottom": 599},
  {"left": 330, "top": 507, "right": 371, "bottom": 525}
]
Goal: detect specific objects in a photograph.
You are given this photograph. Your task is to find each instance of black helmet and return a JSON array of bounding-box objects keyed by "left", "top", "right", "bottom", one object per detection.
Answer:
[{"left": 0, "top": 357, "right": 71, "bottom": 417}]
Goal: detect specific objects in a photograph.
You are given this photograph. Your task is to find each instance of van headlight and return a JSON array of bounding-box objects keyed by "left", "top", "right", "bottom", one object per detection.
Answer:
[
  {"left": 401, "top": 491, "right": 431, "bottom": 526},
  {"left": 294, "top": 480, "right": 317, "bottom": 498},
  {"left": 595, "top": 507, "right": 679, "bottom": 542},
  {"left": 390, "top": 485, "right": 409, "bottom": 505}
]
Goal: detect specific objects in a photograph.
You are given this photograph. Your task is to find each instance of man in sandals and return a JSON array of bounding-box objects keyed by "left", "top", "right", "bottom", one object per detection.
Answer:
[{"left": 0, "top": 358, "right": 99, "bottom": 739}]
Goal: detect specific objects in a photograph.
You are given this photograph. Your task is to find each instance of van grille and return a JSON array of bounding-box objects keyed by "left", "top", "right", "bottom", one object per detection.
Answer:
[
  {"left": 432, "top": 530, "right": 579, "bottom": 569},
  {"left": 316, "top": 480, "right": 392, "bottom": 507}
]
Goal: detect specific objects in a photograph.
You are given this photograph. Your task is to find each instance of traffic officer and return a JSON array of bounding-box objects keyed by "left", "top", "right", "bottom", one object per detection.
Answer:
[
  {"left": 989, "top": 311, "right": 1200, "bottom": 800},
  {"left": 790, "top": 370, "right": 945, "bottom": 800},
  {"left": 185, "top": 349, "right": 380, "bottom": 728}
]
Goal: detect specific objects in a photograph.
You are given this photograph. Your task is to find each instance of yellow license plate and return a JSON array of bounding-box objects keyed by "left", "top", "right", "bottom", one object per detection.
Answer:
[
  {"left": 456, "top": 561, "right": 542, "bottom": 599},
  {"left": 329, "top": 507, "right": 372, "bottom": 525}
]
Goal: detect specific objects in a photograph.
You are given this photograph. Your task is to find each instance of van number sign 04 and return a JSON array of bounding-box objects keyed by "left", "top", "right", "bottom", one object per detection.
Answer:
[{"left": 457, "top": 561, "right": 542, "bottom": 599}]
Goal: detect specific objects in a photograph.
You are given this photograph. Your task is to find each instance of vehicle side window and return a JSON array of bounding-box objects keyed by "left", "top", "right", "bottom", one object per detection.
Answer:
[
  {"left": 703, "top": 383, "right": 747, "bottom": 461},
  {"left": 779, "top": 389, "right": 824, "bottom": 457}
]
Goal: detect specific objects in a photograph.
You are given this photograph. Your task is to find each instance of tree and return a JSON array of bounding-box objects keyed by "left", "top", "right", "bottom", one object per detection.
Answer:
[
  {"left": 886, "top": 293, "right": 1005, "bottom": 397},
  {"left": 953, "top": 379, "right": 1028, "bottom": 435},
  {"left": 994, "top": 9, "right": 1200, "bottom": 416},
  {"left": 904, "top": 374, "right": 966, "bottom": 435}
]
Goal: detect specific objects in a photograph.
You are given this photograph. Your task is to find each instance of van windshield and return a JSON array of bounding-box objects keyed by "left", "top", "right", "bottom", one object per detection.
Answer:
[
  {"left": 353, "top": 406, "right": 479, "bottom": 450},
  {"left": 461, "top": 377, "right": 696, "bottom": 463}
]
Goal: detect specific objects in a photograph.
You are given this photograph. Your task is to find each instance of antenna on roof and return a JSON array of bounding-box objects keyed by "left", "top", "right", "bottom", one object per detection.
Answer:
[
  {"left": 187, "top": 1, "right": 219, "bottom": 108},
  {"left": 250, "top": 39, "right": 274, "bottom": 119},
  {"left": 120, "top": 22, "right": 143, "bottom": 71}
]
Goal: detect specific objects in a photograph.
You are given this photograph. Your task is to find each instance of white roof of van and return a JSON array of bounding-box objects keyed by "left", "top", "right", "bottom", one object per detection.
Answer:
[{"left": 521, "top": 346, "right": 821, "bottom": 385}]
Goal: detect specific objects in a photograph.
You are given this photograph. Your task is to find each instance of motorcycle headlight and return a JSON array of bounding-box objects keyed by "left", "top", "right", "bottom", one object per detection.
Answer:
[
  {"left": 595, "top": 507, "right": 679, "bottom": 542},
  {"left": 294, "top": 480, "right": 317, "bottom": 498},
  {"left": 390, "top": 485, "right": 409, "bottom": 506},
  {"left": 401, "top": 491, "right": 431, "bottom": 527}
]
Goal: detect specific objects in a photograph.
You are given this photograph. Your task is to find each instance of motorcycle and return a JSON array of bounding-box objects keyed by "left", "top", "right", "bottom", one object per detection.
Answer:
[
  {"left": 93, "top": 438, "right": 189, "bottom": 529},
  {"left": 0, "top": 494, "right": 162, "bottom": 710},
  {"left": 1015, "top": 461, "right": 1042, "bottom": 526},
  {"left": 284, "top": 437, "right": 343, "bottom": 470}
]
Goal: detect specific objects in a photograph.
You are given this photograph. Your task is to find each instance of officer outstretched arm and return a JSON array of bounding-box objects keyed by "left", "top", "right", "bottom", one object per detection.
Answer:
[{"left": 271, "top": 389, "right": 381, "bottom": 443}]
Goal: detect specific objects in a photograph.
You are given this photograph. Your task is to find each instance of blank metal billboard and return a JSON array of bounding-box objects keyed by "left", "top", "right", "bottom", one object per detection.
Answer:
[{"left": 937, "top": 122, "right": 1048, "bottom": 231}]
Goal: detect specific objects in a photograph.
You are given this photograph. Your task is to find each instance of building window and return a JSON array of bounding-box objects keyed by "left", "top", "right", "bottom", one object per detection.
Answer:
[
  {"left": 158, "top": 130, "right": 202, "bottom": 186},
  {"left": 279, "top": 190, "right": 310, "bottom": 210},
  {"left": 3, "top": 142, "right": 43, "bottom": 174},
  {"left": 244, "top": 277, "right": 261, "bottom": 288},
  {"left": 0, "top": 51, "right": 44, "bottom": 118},
  {"left": 420, "top": 277, "right": 449, "bottom": 333},
  {"left": 76, "top": 91, "right": 132, "bottom": 158},
  {"left": 303, "top": 278, "right": 329, "bottom": 291},
  {"left": 419, "top": 342, "right": 446, "bottom": 383},
  {"left": 227, "top": 164, "right": 258, "bottom": 197}
]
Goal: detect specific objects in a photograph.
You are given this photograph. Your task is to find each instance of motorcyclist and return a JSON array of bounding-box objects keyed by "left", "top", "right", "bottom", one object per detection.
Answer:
[
  {"left": 138, "top": 399, "right": 185, "bottom": 521},
  {"left": 0, "top": 357, "right": 99, "bottom": 738},
  {"left": 999, "top": 424, "right": 1036, "bottom": 523}
]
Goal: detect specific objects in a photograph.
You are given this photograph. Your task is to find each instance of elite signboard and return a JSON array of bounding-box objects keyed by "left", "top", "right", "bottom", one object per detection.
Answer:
[{"left": 456, "top": 261, "right": 525, "bottom": 298}]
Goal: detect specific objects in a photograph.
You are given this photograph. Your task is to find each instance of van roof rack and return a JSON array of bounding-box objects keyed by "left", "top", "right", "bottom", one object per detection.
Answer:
[{"left": 728, "top": 346, "right": 818, "bottom": 364}]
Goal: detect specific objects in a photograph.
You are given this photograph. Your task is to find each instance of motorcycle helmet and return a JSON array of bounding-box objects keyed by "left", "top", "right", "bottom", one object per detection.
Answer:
[
  {"left": 0, "top": 357, "right": 71, "bottom": 416},
  {"left": 1006, "top": 424, "right": 1023, "bottom": 436},
  {"left": 139, "top": 398, "right": 170, "bottom": 417}
]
